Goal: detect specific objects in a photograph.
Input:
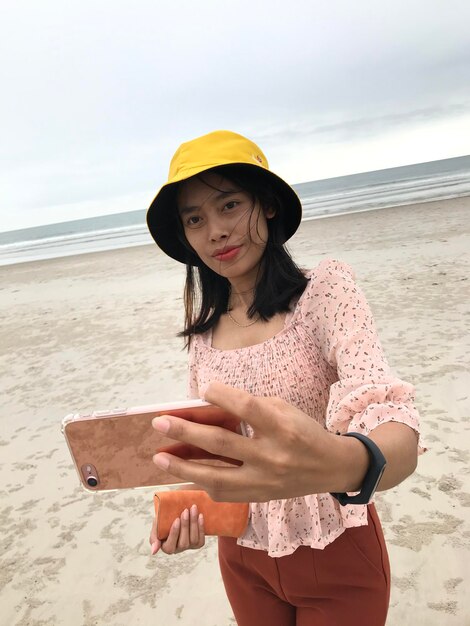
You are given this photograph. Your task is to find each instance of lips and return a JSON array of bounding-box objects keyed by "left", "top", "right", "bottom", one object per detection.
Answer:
[{"left": 212, "top": 245, "right": 242, "bottom": 262}]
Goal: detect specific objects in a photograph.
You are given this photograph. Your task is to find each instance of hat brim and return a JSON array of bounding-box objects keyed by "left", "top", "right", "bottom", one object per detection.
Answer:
[{"left": 146, "top": 163, "right": 302, "bottom": 265}]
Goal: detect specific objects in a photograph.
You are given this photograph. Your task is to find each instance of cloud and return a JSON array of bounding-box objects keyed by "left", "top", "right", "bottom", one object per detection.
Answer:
[
  {"left": 254, "top": 101, "right": 470, "bottom": 147},
  {"left": 1, "top": 0, "right": 470, "bottom": 228}
]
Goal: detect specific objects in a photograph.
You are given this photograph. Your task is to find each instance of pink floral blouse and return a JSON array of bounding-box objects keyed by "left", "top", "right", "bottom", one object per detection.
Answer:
[{"left": 187, "top": 259, "right": 424, "bottom": 557}]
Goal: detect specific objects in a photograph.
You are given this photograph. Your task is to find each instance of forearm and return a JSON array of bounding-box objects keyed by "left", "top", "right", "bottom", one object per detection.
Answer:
[
  {"left": 153, "top": 383, "right": 421, "bottom": 502},
  {"left": 336, "top": 422, "right": 418, "bottom": 493}
]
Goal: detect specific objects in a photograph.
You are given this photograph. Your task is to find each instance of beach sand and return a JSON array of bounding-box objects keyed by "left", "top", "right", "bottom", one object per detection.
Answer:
[{"left": 0, "top": 197, "right": 469, "bottom": 626}]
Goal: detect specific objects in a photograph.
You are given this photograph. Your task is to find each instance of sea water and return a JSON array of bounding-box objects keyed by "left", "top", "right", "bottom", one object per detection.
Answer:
[{"left": 1, "top": 155, "right": 469, "bottom": 266}]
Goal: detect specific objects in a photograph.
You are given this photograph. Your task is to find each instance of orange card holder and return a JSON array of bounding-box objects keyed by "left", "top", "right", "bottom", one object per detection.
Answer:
[{"left": 154, "top": 490, "right": 249, "bottom": 541}]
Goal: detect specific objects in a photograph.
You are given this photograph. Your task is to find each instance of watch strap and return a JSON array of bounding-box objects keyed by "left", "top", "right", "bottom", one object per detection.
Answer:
[{"left": 330, "top": 433, "right": 387, "bottom": 505}]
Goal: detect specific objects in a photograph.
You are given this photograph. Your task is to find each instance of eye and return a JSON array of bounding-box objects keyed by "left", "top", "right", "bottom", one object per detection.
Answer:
[
  {"left": 185, "top": 215, "right": 203, "bottom": 228},
  {"left": 223, "top": 200, "right": 239, "bottom": 211}
]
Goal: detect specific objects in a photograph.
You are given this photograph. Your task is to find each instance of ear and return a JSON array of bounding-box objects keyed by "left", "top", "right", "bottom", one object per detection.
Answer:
[{"left": 264, "top": 206, "right": 276, "bottom": 219}]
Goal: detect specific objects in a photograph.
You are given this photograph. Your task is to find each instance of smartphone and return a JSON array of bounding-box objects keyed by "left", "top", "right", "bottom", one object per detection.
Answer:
[{"left": 62, "top": 400, "right": 245, "bottom": 492}]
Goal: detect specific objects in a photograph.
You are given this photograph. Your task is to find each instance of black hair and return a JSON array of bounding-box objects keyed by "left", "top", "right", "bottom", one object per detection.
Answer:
[{"left": 175, "top": 165, "right": 308, "bottom": 345}]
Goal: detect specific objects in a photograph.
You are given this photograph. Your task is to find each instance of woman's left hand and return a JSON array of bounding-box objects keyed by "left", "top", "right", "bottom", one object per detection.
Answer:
[{"left": 149, "top": 504, "right": 205, "bottom": 556}]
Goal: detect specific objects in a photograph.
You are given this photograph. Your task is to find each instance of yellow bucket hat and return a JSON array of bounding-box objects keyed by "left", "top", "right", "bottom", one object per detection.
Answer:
[{"left": 146, "top": 130, "right": 302, "bottom": 264}]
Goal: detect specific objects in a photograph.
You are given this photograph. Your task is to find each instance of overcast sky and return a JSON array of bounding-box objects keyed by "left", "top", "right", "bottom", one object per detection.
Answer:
[{"left": 1, "top": 0, "right": 469, "bottom": 231}]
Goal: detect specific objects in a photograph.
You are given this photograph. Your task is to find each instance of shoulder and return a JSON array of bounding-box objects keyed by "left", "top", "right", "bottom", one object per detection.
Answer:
[
  {"left": 294, "top": 259, "right": 358, "bottom": 321},
  {"left": 302, "top": 258, "right": 356, "bottom": 299},
  {"left": 306, "top": 258, "right": 355, "bottom": 283},
  {"left": 188, "top": 328, "right": 211, "bottom": 354}
]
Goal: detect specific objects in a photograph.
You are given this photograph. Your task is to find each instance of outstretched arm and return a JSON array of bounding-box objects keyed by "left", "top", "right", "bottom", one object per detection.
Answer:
[{"left": 152, "top": 382, "right": 417, "bottom": 503}]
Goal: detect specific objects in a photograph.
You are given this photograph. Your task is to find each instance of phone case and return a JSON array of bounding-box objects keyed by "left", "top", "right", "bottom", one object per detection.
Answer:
[
  {"left": 154, "top": 490, "right": 250, "bottom": 540},
  {"left": 62, "top": 400, "right": 243, "bottom": 492}
]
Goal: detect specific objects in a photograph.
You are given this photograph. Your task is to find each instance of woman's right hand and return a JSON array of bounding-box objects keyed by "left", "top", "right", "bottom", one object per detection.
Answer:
[{"left": 149, "top": 504, "right": 205, "bottom": 555}]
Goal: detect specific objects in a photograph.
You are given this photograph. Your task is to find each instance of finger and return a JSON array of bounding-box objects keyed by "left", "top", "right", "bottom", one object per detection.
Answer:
[
  {"left": 149, "top": 516, "right": 158, "bottom": 545},
  {"left": 189, "top": 504, "right": 200, "bottom": 545},
  {"left": 152, "top": 453, "right": 250, "bottom": 501},
  {"left": 158, "top": 441, "right": 217, "bottom": 459},
  {"left": 177, "top": 508, "right": 190, "bottom": 550},
  {"left": 150, "top": 539, "right": 161, "bottom": 555},
  {"left": 161, "top": 517, "right": 181, "bottom": 554},
  {"left": 204, "top": 382, "right": 272, "bottom": 433},
  {"left": 152, "top": 415, "right": 250, "bottom": 463},
  {"left": 198, "top": 513, "right": 205, "bottom": 547},
  {"left": 166, "top": 406, "right": 241, "bottom": 432},
  {"left": 158, "top": 442, "right": 243, "bottom": 466}
]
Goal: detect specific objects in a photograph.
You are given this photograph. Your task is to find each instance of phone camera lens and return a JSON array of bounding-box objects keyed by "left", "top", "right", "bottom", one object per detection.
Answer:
[{"left": 87, "top": 477, "right": 98, "bottom": 488}]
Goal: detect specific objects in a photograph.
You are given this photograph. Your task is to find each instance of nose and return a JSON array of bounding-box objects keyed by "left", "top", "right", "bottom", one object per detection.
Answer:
[{"left": 207, "top": 215, "right": 229, "bottom": 242}]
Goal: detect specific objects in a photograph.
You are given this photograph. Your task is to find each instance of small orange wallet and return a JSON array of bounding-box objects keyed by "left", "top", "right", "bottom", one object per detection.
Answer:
[{"left": 154, "top": 490, "right": 249, "bottom": 540}]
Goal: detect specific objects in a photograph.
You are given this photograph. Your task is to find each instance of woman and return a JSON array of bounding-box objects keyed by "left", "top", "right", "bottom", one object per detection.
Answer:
[{"left": 147, "top": 130, "right": 424, "bottom": 626}]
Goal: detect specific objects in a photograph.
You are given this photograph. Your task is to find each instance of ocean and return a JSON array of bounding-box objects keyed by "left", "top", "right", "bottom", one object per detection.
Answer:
[{"left": 1, "top": 155, "right": 469, "bottom": 266}]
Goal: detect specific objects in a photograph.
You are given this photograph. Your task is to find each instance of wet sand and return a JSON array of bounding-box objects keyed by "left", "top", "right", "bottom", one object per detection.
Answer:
[{"left": 0, "top": 197, "right": 469, "bottom": 625}]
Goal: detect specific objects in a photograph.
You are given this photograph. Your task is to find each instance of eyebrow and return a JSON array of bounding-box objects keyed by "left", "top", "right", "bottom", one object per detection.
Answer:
[{"left": 178, "top": 190, "right": 239, "bottom": 215}]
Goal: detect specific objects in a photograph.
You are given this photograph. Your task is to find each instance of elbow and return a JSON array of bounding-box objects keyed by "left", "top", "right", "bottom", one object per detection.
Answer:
[
  {"left": 403, "top": 428, "right": 419, "bottom": 479},
  {"left": 400, "top": 449, "right": 418, "bottom": 484},
  {"left": 373, "top": 424, "right": 419, "bottom": 491},
  {"left": 407, "top": 445, "right": 418, "bottom": 479},
  {"left": 377, "top": 451, "right": 417, "bottom": 492},
  {"left": 402, "top": 434, "right": 419, "bottom": 479}
]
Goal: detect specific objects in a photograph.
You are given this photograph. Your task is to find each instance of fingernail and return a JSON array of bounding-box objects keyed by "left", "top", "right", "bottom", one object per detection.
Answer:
[
  {"left": 152, "top": 418, "right": 170, "bottom": 433},
  {"left": 150, "top": 541, "right": 159, "bottom": 555},
  {"left": 198, "top": 513, "right": 204, "bottom": 525},
  {"left": 173, "top": 518, "right": 180, "bottom": 529},
  {"left": 153, "top": 454, "right": 170, "bottom": 469},
  {"left": 190, "top": 504, "right": 197, "bottom": 517},
  {"left": 182, "top": 508, "right": 189, "bottom": 521}
]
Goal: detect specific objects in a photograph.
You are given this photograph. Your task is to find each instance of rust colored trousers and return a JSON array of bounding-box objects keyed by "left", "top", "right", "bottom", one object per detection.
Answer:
[{"left": 218, "top": 504, "right": 390, "bottom": 626}]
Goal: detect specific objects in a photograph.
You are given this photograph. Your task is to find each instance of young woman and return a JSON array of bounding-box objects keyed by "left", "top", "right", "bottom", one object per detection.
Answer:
[{"left": 146, "top": 130, "right": 424, "bottom": 626}]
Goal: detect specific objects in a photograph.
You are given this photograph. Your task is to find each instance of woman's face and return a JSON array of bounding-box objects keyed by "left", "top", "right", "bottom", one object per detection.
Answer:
[{"left": 176, "top": 171, "right": 274, "bottom": 282}]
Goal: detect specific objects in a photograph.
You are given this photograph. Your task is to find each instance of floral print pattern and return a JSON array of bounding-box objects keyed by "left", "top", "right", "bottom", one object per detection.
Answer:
[{"left": 187, "top": 259, "right": 424, "bottom": 557}]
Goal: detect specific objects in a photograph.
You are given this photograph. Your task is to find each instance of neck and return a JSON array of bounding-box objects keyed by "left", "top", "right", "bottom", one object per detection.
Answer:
[
  {"left": 229, "top": 285, "right": 255, "bottom": 310},
  {"left": 227, "top": 265, "right": 262, "bottom": 308}
]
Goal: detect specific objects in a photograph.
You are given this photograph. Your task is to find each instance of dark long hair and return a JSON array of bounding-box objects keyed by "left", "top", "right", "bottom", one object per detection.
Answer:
[{"left": 175, "top": 165, "right": 308, "bottom": 345}]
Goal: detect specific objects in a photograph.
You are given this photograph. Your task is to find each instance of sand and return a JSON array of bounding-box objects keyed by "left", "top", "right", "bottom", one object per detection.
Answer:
[{"left": 0, "top": 197, "right": 469, "bottom": 626}]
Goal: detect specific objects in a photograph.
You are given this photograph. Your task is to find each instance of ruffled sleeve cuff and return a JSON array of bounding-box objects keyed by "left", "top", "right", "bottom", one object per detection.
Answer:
[{"left": 326, "top": 377, "right": 427, "bottom": 454}]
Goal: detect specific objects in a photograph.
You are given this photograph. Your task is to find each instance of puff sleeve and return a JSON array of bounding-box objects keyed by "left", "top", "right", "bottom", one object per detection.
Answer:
[{"left": 305, "top": 259, "right": 425, "bottom": 453}]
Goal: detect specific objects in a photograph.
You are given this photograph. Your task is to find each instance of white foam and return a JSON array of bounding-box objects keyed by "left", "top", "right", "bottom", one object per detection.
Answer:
[{"left": 1, "top": 169, "right": 469, "bottom": 266}]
